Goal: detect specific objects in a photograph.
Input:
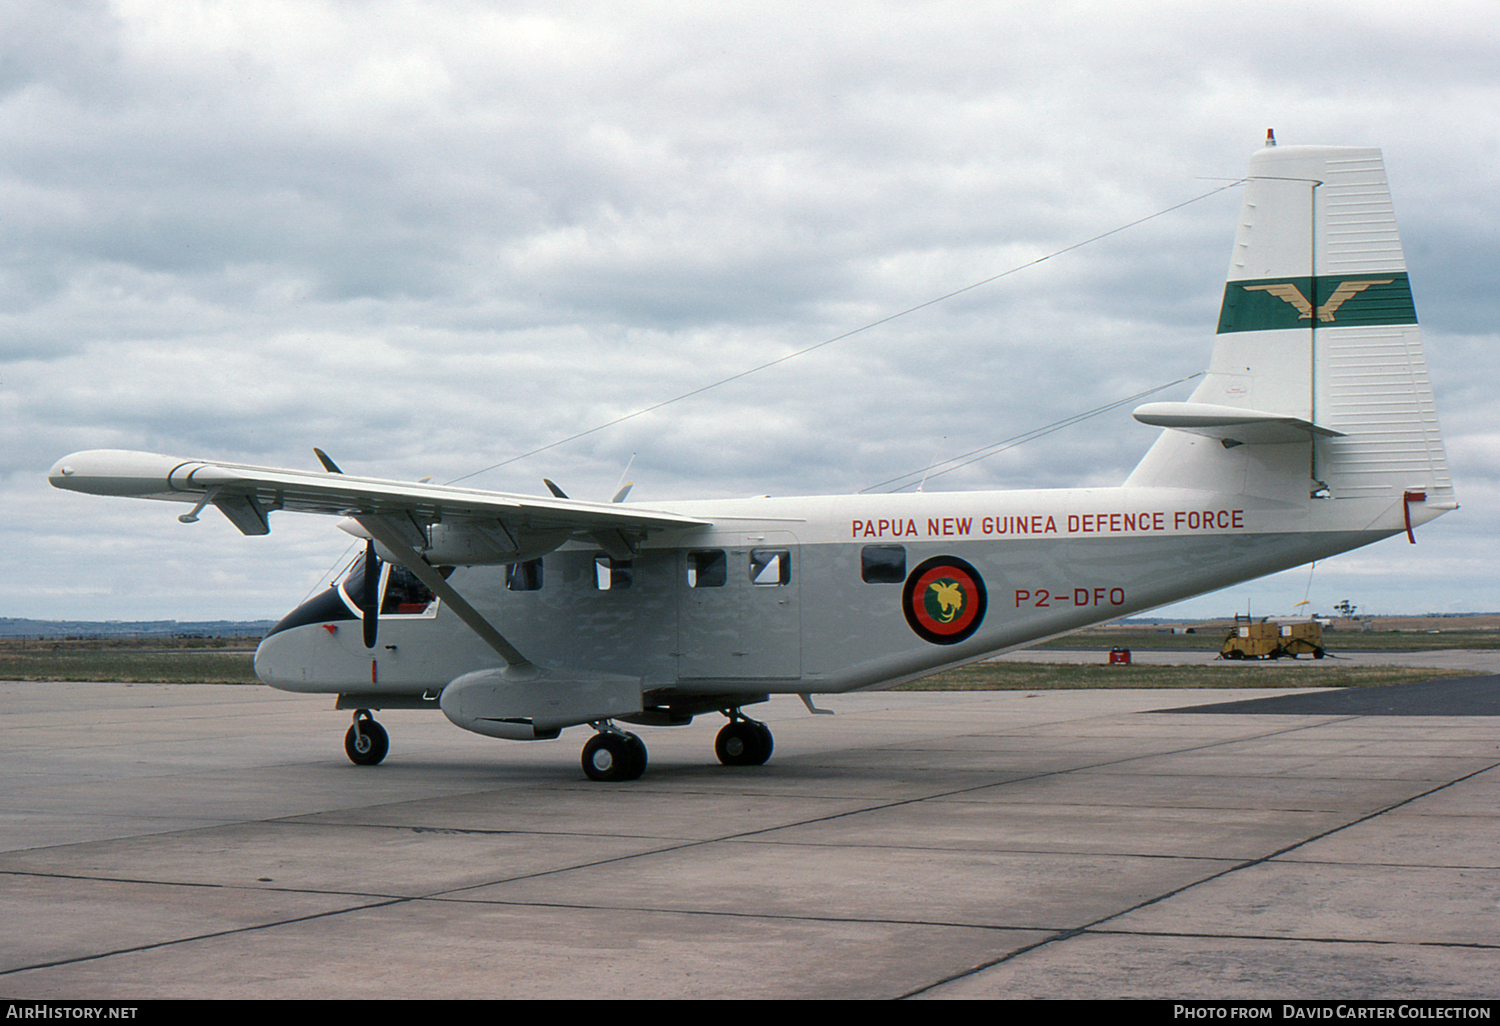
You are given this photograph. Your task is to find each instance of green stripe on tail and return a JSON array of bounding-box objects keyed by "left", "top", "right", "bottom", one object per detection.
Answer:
[{"left": 1217, "top": 273, "right": 1416, "bottom": 333}]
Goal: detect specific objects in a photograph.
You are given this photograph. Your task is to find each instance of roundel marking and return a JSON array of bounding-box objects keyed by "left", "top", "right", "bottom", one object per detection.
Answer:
[{"left": 902, "top": 556, "right": 987, "bottom": 645}]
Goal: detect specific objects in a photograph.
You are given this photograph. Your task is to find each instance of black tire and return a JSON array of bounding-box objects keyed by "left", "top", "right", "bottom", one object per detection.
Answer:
[
  {"left": 624, "top": 732, "right": 648, "bottom": 779},
  {"left": 716, "top": 720, "right": 772, "bottom": 767},
  {"left": 344, "top": 719, "right": 389, "bottom": 766},
  {"left": 752, "top": 721, "right": 774, "bottom": 762},
  {"left": 582, "top": 731, "right": 647, "bottom": 782}
]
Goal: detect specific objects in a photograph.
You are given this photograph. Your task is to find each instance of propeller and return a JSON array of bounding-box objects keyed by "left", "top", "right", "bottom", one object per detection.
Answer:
[
  {"left": 314, "top": 448, "right": 376, "bottom": 646},
  {"left": 360, "top": 539, "right": 380, "bottom": 649},
  {"left": 314, "top": 449, "right": 380, "bottom": 647},
  {"left": 548, "top": 476, "right": 633, "bottom": 502},
  {"left": 550, "top": 453, "right": 635, "bottom": 502},
  {"left": 314, "top": 447, "right": 343, "bottom": 474}
]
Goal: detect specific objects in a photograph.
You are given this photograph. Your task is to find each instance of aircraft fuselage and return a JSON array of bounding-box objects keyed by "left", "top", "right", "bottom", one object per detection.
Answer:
[{"left": 254, "top": 483, "right": 1418, "bottom": 704}]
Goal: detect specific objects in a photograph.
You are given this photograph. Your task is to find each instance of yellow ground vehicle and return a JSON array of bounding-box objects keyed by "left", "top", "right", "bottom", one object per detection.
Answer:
[{"left": 1220, "top": 619, "right": 1325, "bottom": 660}]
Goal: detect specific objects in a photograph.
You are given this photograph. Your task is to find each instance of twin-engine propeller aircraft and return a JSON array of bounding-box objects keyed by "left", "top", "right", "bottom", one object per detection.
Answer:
[{"left": 50, "top": 140, "right": 1455, "bottom": 781}]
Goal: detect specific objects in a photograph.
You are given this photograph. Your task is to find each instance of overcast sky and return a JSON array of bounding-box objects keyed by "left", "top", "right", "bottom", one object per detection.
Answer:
[{"left": 5, "top": 0, "right": 1496, "bottom": 624}]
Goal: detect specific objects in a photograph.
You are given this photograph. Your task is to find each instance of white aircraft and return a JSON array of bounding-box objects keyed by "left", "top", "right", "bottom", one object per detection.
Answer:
[{"left": 50, "top": 140, "right": 1455, "bottom": 780}]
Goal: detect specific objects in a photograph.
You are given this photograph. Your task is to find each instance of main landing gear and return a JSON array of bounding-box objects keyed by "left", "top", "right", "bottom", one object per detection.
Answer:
[
  {"left": 715, "top": 711, "right": 774, "bottom": 767},
  {"left": 341, "top": 708, "right": 777, "bottom": 779},
  {"left": 581, "top": 725, "right": 648, "bottom": 782},
  {"left": 344, "top": 710, "right": 389, "bottom": 766},
  {"left": 577, "top": 710, "right": 775, "bottom": 781}
]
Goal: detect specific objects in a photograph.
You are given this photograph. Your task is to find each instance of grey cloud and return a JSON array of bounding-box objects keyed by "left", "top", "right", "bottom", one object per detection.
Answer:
[{"left": 4, "top": 1, "right": 1495, "bottom": 620}]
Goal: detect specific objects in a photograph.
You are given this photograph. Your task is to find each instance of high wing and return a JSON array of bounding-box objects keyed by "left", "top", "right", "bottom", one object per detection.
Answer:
[
  {"left": 50, "top": 448, "right": 713, "bottom": 669},
  {"left": 48, "top": 449, "right": 710, "bottom": 562}
]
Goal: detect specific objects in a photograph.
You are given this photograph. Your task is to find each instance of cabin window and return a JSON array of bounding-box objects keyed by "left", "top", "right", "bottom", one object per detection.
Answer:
[
  {"left": 750, "top": 548, "right": 790, "bottom": 586},
  {"left": 861, "top": 544, "right": 906, "bottom": 583},
  {"left": 506, "top": 558, "right": 544, "bottom": 592},
  {"left": 686, "top": 549, "right": 727, "bottom": 588},
  {"left": 594, "top": 555, "right": 633, "bottom": 591}
]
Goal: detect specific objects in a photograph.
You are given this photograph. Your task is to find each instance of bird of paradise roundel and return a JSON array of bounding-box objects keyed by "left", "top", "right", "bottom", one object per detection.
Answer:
[{"left": 902, "top": 556, "right": 987, "bottom": 645}]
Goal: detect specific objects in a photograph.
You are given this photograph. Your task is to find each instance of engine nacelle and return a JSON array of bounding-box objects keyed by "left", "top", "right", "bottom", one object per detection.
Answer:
[{"left": 439, "top": 668, "right": 643, "bottom": 741}]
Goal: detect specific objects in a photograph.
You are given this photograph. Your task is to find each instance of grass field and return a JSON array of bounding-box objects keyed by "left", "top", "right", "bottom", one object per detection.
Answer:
[
  {"left": 0, "top": 637, "right": 260, "bottom": 684},
  {"left": 899, "top": 661, "right": 1454, "bottom": 691},
  {"left": 1038, "top": 627, "right": 1500, "bottom": 652}
]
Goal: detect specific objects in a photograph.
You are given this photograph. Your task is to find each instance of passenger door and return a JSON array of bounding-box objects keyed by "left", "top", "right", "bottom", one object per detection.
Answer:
[{"left": 677, "top": 532, "right": 800, "bottom": 680}]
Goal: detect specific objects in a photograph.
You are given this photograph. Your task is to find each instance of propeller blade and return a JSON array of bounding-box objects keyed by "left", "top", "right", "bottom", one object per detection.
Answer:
[
  {"left": 361, "top": 539, "right": 380, "bottom": 649},
  {"left": 543, "top": 479, "right": 568, "bottom": 499},
  {"left": 314, "top": 448, "right": 343, "bottom": 474}
]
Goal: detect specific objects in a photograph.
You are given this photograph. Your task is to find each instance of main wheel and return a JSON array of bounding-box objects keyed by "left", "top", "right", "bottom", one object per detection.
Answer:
[
  {"left": 624, "top": 732, "right": 648, "bottom": 777},
  {"left": 344, "top": 718, "right": 389, "bottom": 766},
  {"left": 716, "top": 720, "right": 773, "bottom": 766},
  {"left": 582, "top": 731, "right": 647, "bottom": 782},
  {"left": 751, "top": 720, "right": 773, "bottom": 761}
]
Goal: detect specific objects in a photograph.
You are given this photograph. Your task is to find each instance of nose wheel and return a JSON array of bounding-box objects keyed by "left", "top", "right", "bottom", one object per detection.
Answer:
[
  {"left": 715, "top": 714, "right": 774, "bottom": 766},
  {"left": 581, "top": 727, "right": 648, "bottom": 782},
  {"left": 344, "top": 712, "right": 389, "bottom": 766}
]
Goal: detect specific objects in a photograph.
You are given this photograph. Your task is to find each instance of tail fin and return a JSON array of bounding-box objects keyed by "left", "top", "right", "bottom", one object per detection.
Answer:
[{"left": 1128, "top": 142, "right": 1454, "bottom": 510}]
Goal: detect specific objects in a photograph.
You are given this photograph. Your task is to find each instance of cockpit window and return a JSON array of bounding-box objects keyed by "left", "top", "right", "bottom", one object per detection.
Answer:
[
  {"left": 340, "top": 550, "right": 379, "bottom": 607},
  {"left": 267, "top": 552, "right": 440, "bottom": 639},
  {"left": 339, "top": 552, "right": 437, "bottom": 616},
  {"left": 382, "top": 565, "right": 435, "bottom": 614}
]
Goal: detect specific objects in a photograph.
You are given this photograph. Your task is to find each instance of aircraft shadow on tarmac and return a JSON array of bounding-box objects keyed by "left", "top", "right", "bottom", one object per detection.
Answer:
[{"left": 1163, "top": 675, "right": 1500, "bottom": 717}]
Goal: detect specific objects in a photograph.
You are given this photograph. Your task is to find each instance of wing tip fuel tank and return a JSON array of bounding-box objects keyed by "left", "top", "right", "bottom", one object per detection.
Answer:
[{"left": 49, "top": 450, "right": 218, "bottom": 499}]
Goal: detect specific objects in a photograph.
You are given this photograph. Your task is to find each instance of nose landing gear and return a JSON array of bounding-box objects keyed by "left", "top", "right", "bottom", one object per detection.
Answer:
[{"left": 344, "top": 711, "right": 389, "bottom": 766}]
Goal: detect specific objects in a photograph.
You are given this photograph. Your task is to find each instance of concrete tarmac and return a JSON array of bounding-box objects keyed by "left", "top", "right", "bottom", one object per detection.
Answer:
[{"left": 1, "top": 670, "right": 1497, "bottom": 1000}]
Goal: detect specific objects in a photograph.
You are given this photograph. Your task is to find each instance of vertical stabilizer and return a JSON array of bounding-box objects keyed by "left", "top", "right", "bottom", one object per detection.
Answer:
[{"left": 1128, "top": 144, "right": 1452, "bottom": 508}]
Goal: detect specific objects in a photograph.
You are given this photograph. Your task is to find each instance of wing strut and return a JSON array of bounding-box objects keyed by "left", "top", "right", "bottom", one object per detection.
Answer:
[{"left": 354, "top": 515, "right": 536, "bottom": 674}]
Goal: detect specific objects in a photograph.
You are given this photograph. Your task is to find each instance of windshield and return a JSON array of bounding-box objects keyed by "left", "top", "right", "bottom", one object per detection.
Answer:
[{"left": 340, "top": 552, "right": 437, "bottom": 616}]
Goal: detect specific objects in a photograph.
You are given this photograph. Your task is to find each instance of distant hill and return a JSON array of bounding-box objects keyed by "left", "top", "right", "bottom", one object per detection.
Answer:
[{"left": 0, "top": 618, "right": 275, "bottom": 639}]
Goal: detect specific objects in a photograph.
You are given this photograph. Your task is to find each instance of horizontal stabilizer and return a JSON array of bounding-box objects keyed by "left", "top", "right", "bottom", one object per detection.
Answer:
[{"left": 1132, "top": 402, "right": 1345, "bottom": 444}]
